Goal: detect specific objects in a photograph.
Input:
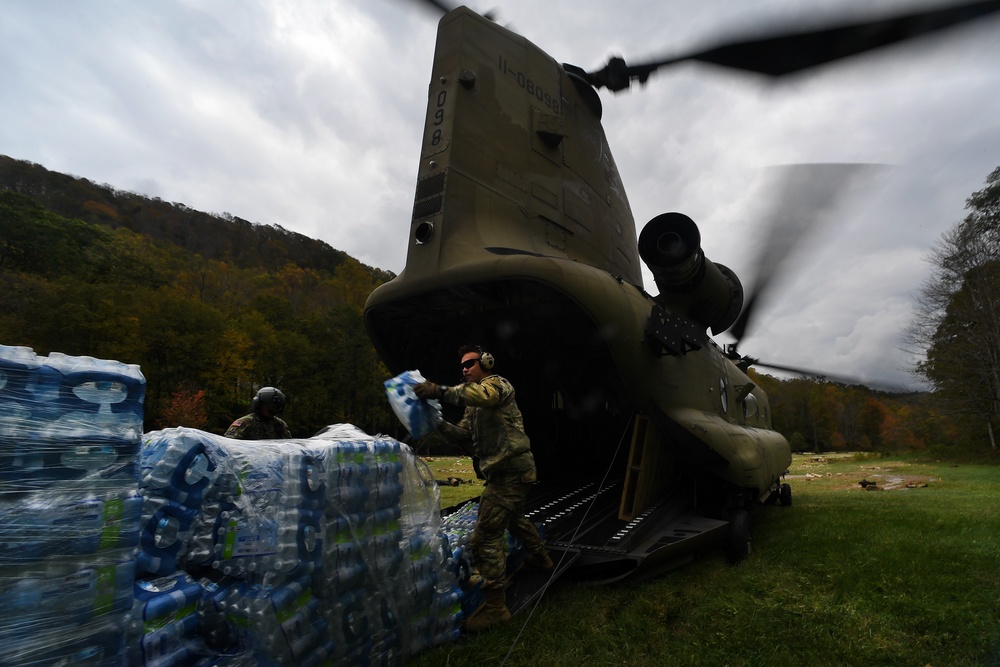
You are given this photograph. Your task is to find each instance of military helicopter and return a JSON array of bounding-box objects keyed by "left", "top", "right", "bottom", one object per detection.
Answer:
[{"left": 364, "top": 0, "right": 1000, "bottom": 609}]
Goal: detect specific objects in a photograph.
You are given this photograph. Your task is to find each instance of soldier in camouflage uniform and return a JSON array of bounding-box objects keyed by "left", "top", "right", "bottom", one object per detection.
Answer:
[
  {"left": 225, "top": 386, "right": 292, "bottom": 440},
  {"left": 415, "top": 345, "right": 553, "bottom": 631}
]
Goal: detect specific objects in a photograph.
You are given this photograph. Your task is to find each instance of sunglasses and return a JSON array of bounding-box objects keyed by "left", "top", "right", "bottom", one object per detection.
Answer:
[{"left": 461, "top": 358, "right": 479, "bottom": 370}]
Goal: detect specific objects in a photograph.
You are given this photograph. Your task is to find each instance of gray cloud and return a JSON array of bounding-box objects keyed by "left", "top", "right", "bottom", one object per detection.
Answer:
[{"left": 2, "top": 0, "right": 997, "bottom": 390}]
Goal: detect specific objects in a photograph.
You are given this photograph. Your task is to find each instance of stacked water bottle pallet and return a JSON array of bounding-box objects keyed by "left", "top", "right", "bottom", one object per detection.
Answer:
[
  {"left": 134, "top": 426, "right": 464, "bottom": 666},
  {"left": 0, "top": 345, "right": 146, "bottom": 667}
]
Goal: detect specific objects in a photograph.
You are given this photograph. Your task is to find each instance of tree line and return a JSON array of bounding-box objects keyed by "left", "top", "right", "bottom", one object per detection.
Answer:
[
  {"left": 0, "top": 161, "right": 401, "bottom": 438},
  {"left": 1, "top": 155, "right": 995, "bottom": 455},
  {"left": 753, "top": 372, "right": 958, "bottom": 453}
]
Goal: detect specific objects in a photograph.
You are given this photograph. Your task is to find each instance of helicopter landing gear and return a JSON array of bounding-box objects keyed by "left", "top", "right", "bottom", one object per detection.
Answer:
[
  {"left": 765, "top": 481, "right": 793, "bottom": 506},
  {"left": 725, "top": 509, "right": 752, "bottom": 563}
]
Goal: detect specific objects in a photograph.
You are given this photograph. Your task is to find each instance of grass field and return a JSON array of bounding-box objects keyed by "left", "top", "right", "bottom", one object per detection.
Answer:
[
  {"left": 419, "top": 455, "right": 483, "bottom": 508},
  {"left": 409, "top": 453, "right": 1000, "bottom": 667}
]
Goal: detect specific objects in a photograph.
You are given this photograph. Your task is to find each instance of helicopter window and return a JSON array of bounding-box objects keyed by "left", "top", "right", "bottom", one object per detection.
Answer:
[
  {"left": 719, "top": 377, "right": 728, "bottom": 414},
  {"left": 742, "top": 393, "right": 758, "bottom": 420}
]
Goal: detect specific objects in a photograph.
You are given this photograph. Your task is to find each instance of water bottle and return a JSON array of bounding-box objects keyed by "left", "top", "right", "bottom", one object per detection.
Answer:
[
  {"left": 183, "top": 502, "right": 224, "bottom": 568},
  {"left": 328, "top": 459, "right": 370, "bottom": 515},
  {"left": 322, "top": 531, "right": 368, "bottom": 596},
  {"left": 298, "top": 638, "right": 337, "bottom": 667},
  {"left": 0, "top": 352, "right": 59, "bottom": 492},
  {"left": 94, "top": 557, "right": 137, "bottom": 622},
  {"left": 210, "top": 512, "right": 278, "bottom": 580},
  {"left": 370, "top": 456, "right": 404, "bottom": 511},
  {"left": 326, "top": 587, "right": 373, "bottom": 661},
  {"left": 2, "top": 554, "right": 134, "bottom": 633},
  {"left": 130, "top": 610, "right": 202, "bottom": 667},
  {"left": 282, "top": 449, "right": 326, "bottom": 511},
  {"left": 0, "top": 347, "right": 41, "bottom": 485},
  {"left": 276, "top": 596, "right": 326, "bottom": 664},
  {"left": 268, "top": 508, "right": 323, "bottom": 586},
  {"left": 222, "top": 576, "right": 315, "bottom": 665},
  {"left": 0, "top": 345, "right": 40, "bottom": 400},
  {"left": 4, "top": 616, "right": 126, "bottom": 667},
  {"left": 136, "top": 497, "right": 199, "bottom": 576},
  {"left": 132, "top": 572, "right": 206, "bottom": 622},
  {"left": 367, "top": 509, "right": 403, "bottom": 580},
  {"left": 45, "top": 352, "right": 145, "bottom": 425},
  {"left": 368, "top": 593, "right": 404, "bottom": 667},
  {"left": 195, "top": 574, "right": 238, "bottom": 652},
  {"left": 140, "top": 429, "right": 218, "bottom": 509},
  {"left": 50, "top": 353, "right": 145, "bottom": 485}
]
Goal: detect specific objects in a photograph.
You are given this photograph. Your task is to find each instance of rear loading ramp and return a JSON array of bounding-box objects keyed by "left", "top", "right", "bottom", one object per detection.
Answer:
[{"left": 523, "top": 478, "right": 728, "bottom": 584}]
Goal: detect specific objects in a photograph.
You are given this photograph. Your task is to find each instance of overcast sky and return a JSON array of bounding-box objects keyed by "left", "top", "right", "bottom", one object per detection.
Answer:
[{"left": 3, "top": 0, "right": 998, "bottom": 390}]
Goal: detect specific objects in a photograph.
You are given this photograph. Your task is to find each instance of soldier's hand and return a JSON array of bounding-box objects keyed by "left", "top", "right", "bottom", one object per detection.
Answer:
[{"left": 413, "top": 381, "right": 443, "bottom": 400}]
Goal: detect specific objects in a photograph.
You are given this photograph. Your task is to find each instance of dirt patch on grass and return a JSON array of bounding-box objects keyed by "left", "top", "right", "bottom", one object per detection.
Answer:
[
  {"left": 786, "top": 467, "right": 937, "bottom": 491},
  {"left": 787, "top": 456, "right": 943, "bottom": 491}
]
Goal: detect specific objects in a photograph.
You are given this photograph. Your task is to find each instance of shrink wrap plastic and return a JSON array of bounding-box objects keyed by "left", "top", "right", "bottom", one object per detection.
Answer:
[
  {"left": 0, "top": 345, "right": 145, "bottom": 667},
  {"left": 133, "top": 425, "right": 463, "bottom": 665},
  {"left": 1, "top": 343, "right": 472, "bottom": 666}
]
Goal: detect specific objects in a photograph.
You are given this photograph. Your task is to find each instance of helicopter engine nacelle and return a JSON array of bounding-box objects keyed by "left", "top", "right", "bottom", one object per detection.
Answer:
[{"left": 638, "top": 212, "right": 744, "bottom": 335}]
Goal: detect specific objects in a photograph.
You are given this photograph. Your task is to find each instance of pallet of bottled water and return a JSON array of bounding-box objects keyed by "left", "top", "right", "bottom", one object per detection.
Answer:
[
  {"left": 0, "top": 345, "right": 146, "bottom": 667},
  {"left": 132, "top": 424, "right": 463, "bottom": 666}
]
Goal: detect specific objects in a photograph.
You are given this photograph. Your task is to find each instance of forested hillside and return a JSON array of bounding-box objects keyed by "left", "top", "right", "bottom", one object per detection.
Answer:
[
  {"left": 0, "top": 155, "right": 399, "bottom": 438},
  {"left": 0, "top": 155, "right": 394, "bottom": 282},
  {"left": 0, "top": 155, "right": 975, "bottom": 453}
]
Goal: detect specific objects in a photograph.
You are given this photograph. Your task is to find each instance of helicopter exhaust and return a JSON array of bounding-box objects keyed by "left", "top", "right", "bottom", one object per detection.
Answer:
[{"left": 638, "top": 213, "right": 743, "bottom": 335}]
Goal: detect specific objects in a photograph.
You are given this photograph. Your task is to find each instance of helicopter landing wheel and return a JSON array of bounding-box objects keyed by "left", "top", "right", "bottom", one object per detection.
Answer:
[
  {"left": 779, "top": 483, "right": 792, "bottom": 507},
  {"left": 725, "top": 509, "right": 752, "bottom": 563}
]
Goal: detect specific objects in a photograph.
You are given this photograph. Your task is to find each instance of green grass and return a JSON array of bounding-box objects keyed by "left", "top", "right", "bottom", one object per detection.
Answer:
[
  {"left": 418, "top": 455, "right": 483, "bottom": 508},
  {"left": 409, "top": 454, "right": 1000, "bottom": 667}
]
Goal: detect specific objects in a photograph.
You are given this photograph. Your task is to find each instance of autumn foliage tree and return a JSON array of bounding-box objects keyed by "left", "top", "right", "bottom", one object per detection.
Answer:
[
  {"left": 160, "top": 389, "right": 209, "bottom": 429},
  {"left": 0, "top": 167, "right": 399, "bottom": 439}
]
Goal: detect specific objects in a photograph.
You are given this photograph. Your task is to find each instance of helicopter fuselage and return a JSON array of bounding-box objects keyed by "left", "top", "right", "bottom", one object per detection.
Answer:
[{"left": 365, "top": 7, "right": 790, "bottom": 578}]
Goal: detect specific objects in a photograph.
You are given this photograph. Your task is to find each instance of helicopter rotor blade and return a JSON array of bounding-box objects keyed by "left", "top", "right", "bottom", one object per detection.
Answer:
[
  {"left": 726, "top": 163, "right": 886, "bottom": 348},
  {"left": 586, "top": 0, "right": 1000, "bottom": 91},
  {"left": 409, "top": 0, "right": 455, "bottom": 14},
  {"left": 748, "top": 358, "right": 915, "bottom": 394}
]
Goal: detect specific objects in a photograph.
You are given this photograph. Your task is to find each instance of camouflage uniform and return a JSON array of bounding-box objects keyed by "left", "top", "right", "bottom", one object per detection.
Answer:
[
  {"left": 438, "top": 375, "right": 547, "bottom": 588},
  {"left": 225, "top": 413, "right": 292, "bottom": 440}
]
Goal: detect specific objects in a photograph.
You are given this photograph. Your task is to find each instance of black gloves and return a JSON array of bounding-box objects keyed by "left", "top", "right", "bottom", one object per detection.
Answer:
[{"left": 414, "top": 381, "right": 443, "bottom": 400}]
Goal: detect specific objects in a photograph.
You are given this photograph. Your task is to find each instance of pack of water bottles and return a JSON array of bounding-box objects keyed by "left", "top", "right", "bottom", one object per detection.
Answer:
[
  {"left": 133, "top": 425, "right": 464, "bottom": 666},
  {"left": 0, "top": 345, "right": 146, "bottom": 667},
  {"left": 384, "top": 370, "right": 443, "bottom": 439}
]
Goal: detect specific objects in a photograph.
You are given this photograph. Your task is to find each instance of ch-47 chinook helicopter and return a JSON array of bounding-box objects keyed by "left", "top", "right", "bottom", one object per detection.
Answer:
[{"left": 364, "top": 0, "right": 1000, "bottom": 608}]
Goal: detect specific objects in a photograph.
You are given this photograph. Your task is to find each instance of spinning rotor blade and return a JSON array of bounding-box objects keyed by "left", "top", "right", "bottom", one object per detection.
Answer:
[
  {"left": 410, "top": 0, "right": 455, "bottom": 14},
  {"left": 407, "top": 0, "right": 497, "bottom": 20},
  {"left": 748, "top": 358, "right": 914, "bottom": 394},
  {"left": 726, "top": 163, "right": 885, "bottom": 349},
  {"left": 586, "top": 0, "right": 1000, "bottom": 91}
]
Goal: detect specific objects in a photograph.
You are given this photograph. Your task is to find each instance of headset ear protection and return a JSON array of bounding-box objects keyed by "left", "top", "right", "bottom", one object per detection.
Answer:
[{"left": 477, "top": 347, "right": 495, "bottom": 371}]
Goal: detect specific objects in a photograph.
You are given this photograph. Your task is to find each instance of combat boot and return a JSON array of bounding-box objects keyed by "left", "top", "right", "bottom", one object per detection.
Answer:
[
  {"left": 464, "top": 587, "right": 511, "bottom": 632},
  {"left": 525, "top": 548, "right": 553, "bottom": 571}
]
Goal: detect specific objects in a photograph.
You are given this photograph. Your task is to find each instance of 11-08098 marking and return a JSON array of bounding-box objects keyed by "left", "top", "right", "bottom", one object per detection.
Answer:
[{"left": 498, "top": 55, "right": 560, "bottom": 115}]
